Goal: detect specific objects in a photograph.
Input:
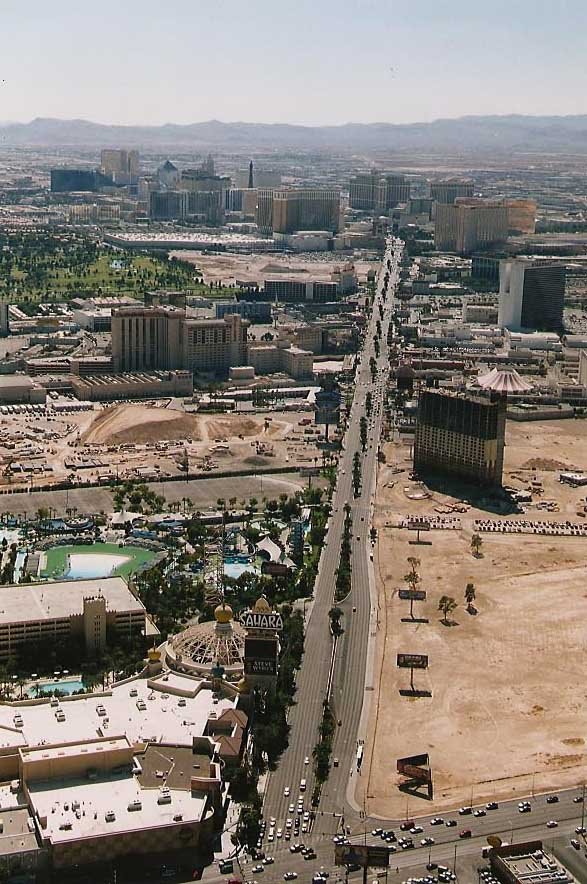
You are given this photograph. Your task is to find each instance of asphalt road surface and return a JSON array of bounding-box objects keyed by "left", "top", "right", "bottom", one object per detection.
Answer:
[{"left": 262, "top": 237, "right": 401, "bottom": 845}]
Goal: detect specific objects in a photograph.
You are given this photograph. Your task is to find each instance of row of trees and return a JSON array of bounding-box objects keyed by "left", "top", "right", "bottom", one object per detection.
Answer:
[{"left": 335, "top": 504, "right": 352, "bottom": 601}]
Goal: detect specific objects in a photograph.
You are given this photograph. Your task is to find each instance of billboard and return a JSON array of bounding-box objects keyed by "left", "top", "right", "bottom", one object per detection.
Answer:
[
  {"left": 397, "top": 653, "right": 429, "bottom": 669},
  {"left": 407, "top": 520, "right": 430, "bottom": 531},
  {"left": 397, "top": 753, "right": 433, "bottom": 786},
  {"left": 398, "top": 589, "right": 427, "bottom": 601},
  {"left": 334, "top": 845, "right": 389, "bottom": 869},
  {"left": 244, "top": 657, "right": 278, "bottom": 676},
  {"left": 245, "top": 636, "right": 278, "bottom": 659},
  {"left": 314, "top": 390, "right": 341, "bottom": 427},
  {"left": 240, "top": 610, "right": 283, "bottom": 630},
  {"left": 261, "top": 562, "right": 290, "bottom": 577},
  {"left": 244, "top": 635, "right": 278, "bottom": 676}
]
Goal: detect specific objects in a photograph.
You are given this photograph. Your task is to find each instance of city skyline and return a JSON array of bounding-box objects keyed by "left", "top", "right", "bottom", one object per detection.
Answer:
[{"left": 1, "top": 0, "right": 585, "bottom": 126}]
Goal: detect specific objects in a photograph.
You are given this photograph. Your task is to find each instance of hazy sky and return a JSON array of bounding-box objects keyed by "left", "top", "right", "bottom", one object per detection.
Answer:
[{"left": 1, "top": 0, "right": 584, "bottom": 126}]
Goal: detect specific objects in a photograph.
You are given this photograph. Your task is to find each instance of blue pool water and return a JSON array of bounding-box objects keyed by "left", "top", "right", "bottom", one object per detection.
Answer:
[
  {"left": 225, "top": 561, "right": 257, "bottom": 579},
  {"left": 66, "top": 552, "right": 129, "bottom": 579},
  {"left": 29, "top": 678, "right": 86, "bottom": 697}
]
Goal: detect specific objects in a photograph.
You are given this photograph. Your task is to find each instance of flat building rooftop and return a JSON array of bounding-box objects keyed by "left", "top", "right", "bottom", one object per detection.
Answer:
[{"left": 0, "top": 577, "right": 144, "bottom": 625}]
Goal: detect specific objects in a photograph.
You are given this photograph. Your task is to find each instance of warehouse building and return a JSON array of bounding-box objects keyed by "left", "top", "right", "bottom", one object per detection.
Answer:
[
  {"left": 0, "top": 376, "right": 47, "bottom": 404},
  {"left": 71, "top": 370, "right": 193, "bottom": 401}
]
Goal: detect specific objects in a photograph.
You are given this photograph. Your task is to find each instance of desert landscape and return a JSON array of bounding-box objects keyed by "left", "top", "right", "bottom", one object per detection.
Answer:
[{"left": 361, "top": 418, "right": 587, "bottom": 818}]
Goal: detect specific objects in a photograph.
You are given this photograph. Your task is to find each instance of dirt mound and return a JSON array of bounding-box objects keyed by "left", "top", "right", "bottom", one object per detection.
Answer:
[
  {"left": 207, "top": 417, "right": 260, "bottom": 440},
  {"left": 83, "top": 405, "right": 203, "bottom": 445},
  {"left": 520, "top": 457, "right": 575, "bottom": 471}
]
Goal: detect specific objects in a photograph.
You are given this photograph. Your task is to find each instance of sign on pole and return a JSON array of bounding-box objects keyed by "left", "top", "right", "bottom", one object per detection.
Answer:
[
  {"left": 398, "top": 589, "right": 427, "bottom": 602},
  {"left": 240, "top": 610, "right": 284, "bottom": 630},
  {"left": 396, "top": 653, "right": 429, "bottom": 669}
]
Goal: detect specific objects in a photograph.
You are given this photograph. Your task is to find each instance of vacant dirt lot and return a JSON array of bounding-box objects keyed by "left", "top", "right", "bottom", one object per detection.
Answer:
[
  {"left": 361, "top": 418, "right": 587, "bottom": 818},
  {"left": 173, "top": 250, "right": 378, "bottom": 287},
  {"left": 82, "top": 404, "right": 275, "bottom": 445}
]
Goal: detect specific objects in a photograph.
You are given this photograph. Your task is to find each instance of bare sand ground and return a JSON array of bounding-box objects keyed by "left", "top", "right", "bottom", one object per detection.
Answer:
[
  {"left": 82, "top": 404, "right": 286, "bottom": 445},
  {"left": 360, "top": 419, "right": 587, "bottom": 818}
]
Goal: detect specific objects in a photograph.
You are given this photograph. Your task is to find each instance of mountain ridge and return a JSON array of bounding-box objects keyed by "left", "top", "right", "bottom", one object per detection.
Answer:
[{"left": 3, "top": 114, "right": 587, "bottom": 152}]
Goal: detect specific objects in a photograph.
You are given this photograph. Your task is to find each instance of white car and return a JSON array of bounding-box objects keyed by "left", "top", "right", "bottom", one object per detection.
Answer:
[
  {"left": 284, "top": 787, "right": 290, "bottom": 797},
  {"left": 276, "top": 829, "right": 283, "bottom": 839},
  {"left": 546, "top": 820, "right": 558, "bottom": 828},
  {"left": 304, "top": 756, "right": 310, "bottom": 765},
  {"left": 288, "top": 804, "right": 295, "bottom": 813}
]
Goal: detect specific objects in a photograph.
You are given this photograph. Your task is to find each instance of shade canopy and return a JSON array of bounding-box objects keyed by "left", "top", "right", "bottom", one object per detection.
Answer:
[{"left": 477, "top": 366, "right": 533, "bottom": 394}]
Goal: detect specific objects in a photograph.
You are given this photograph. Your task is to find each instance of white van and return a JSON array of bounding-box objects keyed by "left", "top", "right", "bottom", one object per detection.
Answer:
[{"left": 300, "top": 779, "right": 307, "bottom": 792}]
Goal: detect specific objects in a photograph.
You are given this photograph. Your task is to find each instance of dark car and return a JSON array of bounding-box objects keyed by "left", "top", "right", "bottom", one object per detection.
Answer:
[
  {"left": 546, "top": 795, "right": 559, "bottom": 804},
  {"left": 400, "top": 820, "right": 415, "bottom": 831},
  {"left": 459, "top": 830, "right": 472, "bottom": 839}
]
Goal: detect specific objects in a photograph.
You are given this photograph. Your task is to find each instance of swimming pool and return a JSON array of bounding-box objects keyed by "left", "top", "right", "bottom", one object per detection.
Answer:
[
  {"left": 66, "top": 552, "right": 130, "bottom": 579},
  {"left": 28, "top": 678, "right": 86, "bottom": 697},
  {"left": 225, "top": 561, "right": 258, "bottom": 579}
]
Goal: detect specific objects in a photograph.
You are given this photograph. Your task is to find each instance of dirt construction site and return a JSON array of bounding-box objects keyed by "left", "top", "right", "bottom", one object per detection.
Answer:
[
  {"left": 360, "top": 418, "right": 587, "bottom": 818},
  {"left": 0, "top": 401, "right": 325, "bottom": 491}
]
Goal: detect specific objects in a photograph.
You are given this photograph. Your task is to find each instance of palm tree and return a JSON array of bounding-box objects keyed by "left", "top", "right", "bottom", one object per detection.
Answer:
[
  {"left": 407, "top": 556, "right": 420, "bottom": 576},
  {"left": 404, "top": 568, "right": 421, "bottom": 592},
  {"left": 471, "top": 534, "right": 483, "bottom": 558},
  {"left": 465, "top": 583, "right": 476, "bottom": 609},
  {"left": 438, "top": 595, "right": 457, "bottom": 625}
]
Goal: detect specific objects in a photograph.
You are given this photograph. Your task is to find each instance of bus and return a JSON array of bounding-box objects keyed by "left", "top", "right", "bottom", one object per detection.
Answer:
[{"left": 356, "top": 744, "right": 364, "bottom": 770}]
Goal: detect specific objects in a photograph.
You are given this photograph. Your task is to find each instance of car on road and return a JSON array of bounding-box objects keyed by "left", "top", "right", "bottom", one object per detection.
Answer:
[
  {"left": 431, "top": 817, "right": 444, "bottom": 825},
  {"left": 372, "top": 828, "right": 383, "bottom": 837},
  {"left": 486, "top": 802, "right": 499, "bottom": 810},
  {"left": 575, "top": 826, "right": 586, "bottom": 835},
  {"left": 262, "top": 857, "right": 274, "bottom": 865},
  {"left": 546, "top": 795, "right": 559, "bottom": 804},
  {"left": 546, "top": 821, "right": 558, "bottom": 828},
  {"left": 459, "top": 829, "right": 472, "bottom": 839},
  {"left": 303, "top": 851, "right": 316, "bottom": 861},
  {"left": 286, "top": 819, "right": 292, "bottom": 829},
  {"left": 284, "top": 873, "right": 298, "bottom": 880},
  {"left": 571, "top": 839, "right": 581, "bottom": 850},
  {"left": 399, "top": 839, "right": 414, "bottom": 850},
  {"left": 445, "top": 819, "right": 457, "bottom": 827},
  {"left": 574, "top": 795, "right": 584, "bottom": 803},
  {"left": 473, "top": 809, "right": 486, "bottom": 817},
  {"left": 276, "top": 829, "right": 283, "bottom": 838},
  {"left": 288, "top": 804, "right": 295, "bottom": 813},
  {"left": 518, "top": 802, "right": 531, "bottom": 813},
  {"left": 399, "top": 820, "right": 415, "bottom": 831},
  {"left": 421, "top": 837, "right": 434, "bottom": 846},
  {"left": 252, "top": 865, "right": 264, "bottom": 873},
  {"left": 304, "top": 757, "right": 310, "bottom": 765},
  {"left": 284, "top": 787, "right": 290, "bottom": 797},
  {"left": 410, "top": 826, "right": 423, "bottom": 834},
  {"left": 458, "top": 807, "right": 472, "bottom": 815}
]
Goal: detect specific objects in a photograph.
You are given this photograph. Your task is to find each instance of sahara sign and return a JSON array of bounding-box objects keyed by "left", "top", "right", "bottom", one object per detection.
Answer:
[{"left": 240, "top": 610, "right": 283, "bottom": 630}]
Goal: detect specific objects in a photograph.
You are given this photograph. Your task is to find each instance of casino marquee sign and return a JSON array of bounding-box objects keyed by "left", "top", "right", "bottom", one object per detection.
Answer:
[{"left": 240, "top": 610, "right": 284, "bottom": 631}]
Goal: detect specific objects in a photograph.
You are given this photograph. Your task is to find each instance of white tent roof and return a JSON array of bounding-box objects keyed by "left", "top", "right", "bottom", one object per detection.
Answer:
[{"left": 477, "top": 366, "right": 533, "bottom": 394}]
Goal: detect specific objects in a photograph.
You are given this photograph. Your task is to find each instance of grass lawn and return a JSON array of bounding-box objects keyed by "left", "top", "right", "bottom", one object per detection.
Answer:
[{"left": 40, "top": 543, "right": 157, "bottom": 579}]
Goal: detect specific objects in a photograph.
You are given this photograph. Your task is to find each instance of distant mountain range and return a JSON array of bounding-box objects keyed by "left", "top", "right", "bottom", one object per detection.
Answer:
[{"left": 2, "top": 114, "right": 587, "bottom": 153}]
